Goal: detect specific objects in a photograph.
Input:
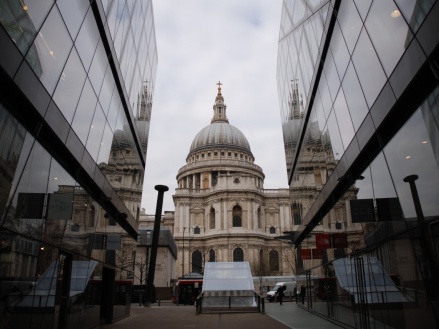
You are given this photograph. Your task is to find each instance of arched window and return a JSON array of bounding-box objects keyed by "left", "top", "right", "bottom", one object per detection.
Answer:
[
  {"left": 257, "top": 207, "right": 262, "bottom": 229},
  {"left": 209, "top": 249, "right": 215, "bottom": 262},
  {"left": 194, "top": 226, "right": 200, "bottom": 234},
  {"left": 292, "top": 203, "right": 302, "bottom": 225},
  {"left": 269, "top": 226, "right": 275, "bottom": 234},
  {"left": 210, "top": 208, "right": 215, "bottom": 229},
  {"left": 88, "top": 205, "right": 96, "bottom": 228},
  {"left": 269, "top": 250, "right": 279, "bottom": 271},
  {"left": 233, "top": 248, "right": 244, "bottom": 262},
  {"left": 232, "top": 205, "right": 242, "bottom": 227},
  {"left": 192, "top": 250, "right": 202, "bottom": 273}
]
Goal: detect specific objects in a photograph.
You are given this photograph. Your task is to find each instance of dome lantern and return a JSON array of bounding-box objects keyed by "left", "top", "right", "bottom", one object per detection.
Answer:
[
  {"left": 188, "top": 83, "right": 253, "bottom": 159},
  {"left": 211, "top": 81, "right": 228, "bottom": 123}
]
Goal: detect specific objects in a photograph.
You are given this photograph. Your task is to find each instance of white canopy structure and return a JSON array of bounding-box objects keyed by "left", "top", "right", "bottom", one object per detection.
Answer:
[
  {"left": 202, "top": 262, "right": 256, "bottom": 308},
  {"left": 333, "top": 257, "right": 407, "bottom": 304}
]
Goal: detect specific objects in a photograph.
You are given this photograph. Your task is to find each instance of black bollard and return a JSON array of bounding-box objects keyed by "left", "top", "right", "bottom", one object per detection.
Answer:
[{"left": 145, "top": 185, "right": 169, "bottom": 307}]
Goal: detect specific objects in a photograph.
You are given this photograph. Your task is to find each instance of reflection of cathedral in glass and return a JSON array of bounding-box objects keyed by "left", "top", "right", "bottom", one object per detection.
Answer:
[
  {"left": 101, "top": 83, "right": 151, "bottom": 217},
  {"left": 277, "top": 1, "right": 439, "bottom": 328},
  {"left": 282, "top": 81, "right": 364, "bottom": 272},
  {"left": 0, "top": 0, "right": 157, "bottom": 327}
]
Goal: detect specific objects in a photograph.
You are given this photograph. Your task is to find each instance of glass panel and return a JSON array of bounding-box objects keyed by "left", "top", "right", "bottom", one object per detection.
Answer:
[
  {"left": 86, "top": 104, "right": 106, "bottom": 161},
  {"left": 45, "top": 159, "right": 76, "bottom": 245},
  {"left": 113, "top": 2, "right": 129, "bottom": 60},
  {"left": 342, "top": 61, "right": 369, "bottom": 130},
  {"left": 101, "top": 0, "right": 112, "bottom": 14},
  {"left": 109, "top": 117, "right": 143, "bottom": 217},
  {"left": 333, "top": 88, "right": 355, "bottom": 150},
  {"left": 324, "top": 55, "right": 340, "bottom": 102},
  {"left": 72, "top": 79, "right": 97, "bottom": 145},
  {"left": 0, "top": 104, "right": 28, "bottom": 217},
  {"left": 65, "top": 129, "right": 85, "bottom": 163},
  {"left": 138, "top": 28, "right": 149, "bottom": 77},
  {"left": 89, "top": 39, "right": 108, "bottom": 95},
  {"left": 314, "top": 89, "right": 328, "bottom": 131},
  {"left": 369, "top": 83, "right": 396, "bottom": 129},
  {"left": 99, "top": 68, "right": 116, "bottom": 116},
  {"left": 298, "top": 24, "right": 314, "bottom": 97},
  {"left": 53, "top": 48, "right": 86, "bottom": 124},
  {"left": 352, "top": 28, "right": 387, "bottom": 108},
  {"left": 395, "top": 0, "right": 435, "bottom": 32},
  {"left": 44, "top": 101, "right": 70, "bottom": 142},
  {"left": 5, "top": 133, "right": 35, "bottom": 204},
  {"left": 389, "top": 39, "right": 426, "bottom": 99},
  {"left": 26, "top": 6, "right": 72, "bottom": 94},
  {"left": 325, "top": 110, "right": 344, "bottom": 161},
  {"left": 75, "top": 8, "right": 99, "bottom": 71},
  {"left": 56, "top": 0, "right": 89, "bottom": 40},
  {"left": 120, "top": 32, "right": 134, "bottom": 83},
  {"left": 292, "top": 0, "right": 308, "bottom": 28},
  {"left": 318, "top": 78, "right": 332, "bottom": 121},
  {"left": 6, "top": 142, "right": 51, "bottom": 241},
  {"left": 365, "top": 0, "right": 413, "bottom": 76},
  {"left": 330, "top": 22, "right": 350, "bottom": 80},
  {"left": 354, "top": 0, "right": 372, "bottom": 21},
  {"left": 384, "top": 101, "right": 439, "bottom": 219},
  {"left": 107, "top": 90, "right": 122, "bottom": 132},
  {"left": 96, "top": 122, "right": 113, "bottom": 166},
  {"left": 337, "top": 0, "right": 363, "bottom": 54},
  {"left": 132, "top": 2, "right": 143, "bottom": 49},
  {"left": 371, "top": 152, "right": 398, "bottom": 199},
  {"left": 0, "top": 0, "right": 54, "bottom": 55}
]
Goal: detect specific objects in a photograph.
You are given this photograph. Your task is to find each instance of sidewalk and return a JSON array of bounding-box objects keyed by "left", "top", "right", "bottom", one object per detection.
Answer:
[
  {"left": 265, "top": 301, "right": 344, "bottom": 329},
  {"left": 102, "top": 301, "right": 344, "bottom": 329}
]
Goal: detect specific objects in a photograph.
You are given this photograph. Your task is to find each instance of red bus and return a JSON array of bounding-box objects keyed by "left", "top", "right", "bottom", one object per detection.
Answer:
[{"left": 173, "top": 275, "right": 203, "bottom": 305}]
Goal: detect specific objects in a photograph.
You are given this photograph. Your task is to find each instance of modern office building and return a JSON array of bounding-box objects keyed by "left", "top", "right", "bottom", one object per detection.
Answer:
[
  {"left": 277, "top": 1, "right": 439, "bottom": 328},
  {"left": 0, "top": 0, "right": 157, "bottom": 327}
]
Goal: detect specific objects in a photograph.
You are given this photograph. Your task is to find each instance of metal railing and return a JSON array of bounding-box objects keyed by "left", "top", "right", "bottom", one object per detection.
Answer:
[{"left": 195, "top": 293, "right": 265, "bottom": 315}]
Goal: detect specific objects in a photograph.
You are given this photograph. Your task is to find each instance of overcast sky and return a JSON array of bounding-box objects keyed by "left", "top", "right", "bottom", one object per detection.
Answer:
[{"left": 141, "top": 1, "right": 288, "bottom": 214}]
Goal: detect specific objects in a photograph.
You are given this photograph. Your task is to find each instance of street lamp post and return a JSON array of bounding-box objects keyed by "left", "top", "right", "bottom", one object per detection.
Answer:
[
  {"left": 145, "top": 185, "right": 168, "bottom": 307},
  {"left": 182, "top": 227, "right": 186, "bottom": 276},
  {"left": 145, "top": 230, "right": 151, "bottom": 281}
]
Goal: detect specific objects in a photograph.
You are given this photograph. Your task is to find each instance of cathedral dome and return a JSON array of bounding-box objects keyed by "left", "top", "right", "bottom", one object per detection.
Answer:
[
  {"left": 189, "top": 122, "right": 251, "bottom": 154},
  {"left": 187, "top": 83, "right": 253, "bottom": 158}
]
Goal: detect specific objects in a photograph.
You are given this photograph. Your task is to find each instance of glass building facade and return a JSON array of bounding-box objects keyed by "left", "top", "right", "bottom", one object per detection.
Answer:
[
  {"left": 277, "top": 1, "right": 439, "bottom": 328},
  {"left": 0, "top": 0, "right": 157, "bottom": 327}
]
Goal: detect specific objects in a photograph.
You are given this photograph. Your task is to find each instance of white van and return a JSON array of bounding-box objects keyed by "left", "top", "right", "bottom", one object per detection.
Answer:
[{"left": 266, "top": 281, "right": 296, "bottom": 302}]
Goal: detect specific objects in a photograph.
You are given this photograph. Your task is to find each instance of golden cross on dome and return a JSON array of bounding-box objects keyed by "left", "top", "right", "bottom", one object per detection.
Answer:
[{"left": 217, "top": 81, "right": 222, "bottom": 90}]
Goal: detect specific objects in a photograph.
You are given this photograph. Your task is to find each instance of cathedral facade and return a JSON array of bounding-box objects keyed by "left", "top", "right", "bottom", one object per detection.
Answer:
[{"left": 171, "top": 84, "right": 294, "bottom": 278}]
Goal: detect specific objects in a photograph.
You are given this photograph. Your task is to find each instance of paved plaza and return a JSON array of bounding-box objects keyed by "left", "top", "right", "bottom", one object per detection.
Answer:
[{"left": 102, "top": 301, "right": 345, "bottom": 329}]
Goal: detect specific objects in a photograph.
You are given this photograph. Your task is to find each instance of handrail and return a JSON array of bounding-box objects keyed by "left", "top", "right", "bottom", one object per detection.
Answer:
[{"left": 196, "top": 292, "right": 264, "bottom": 315}]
